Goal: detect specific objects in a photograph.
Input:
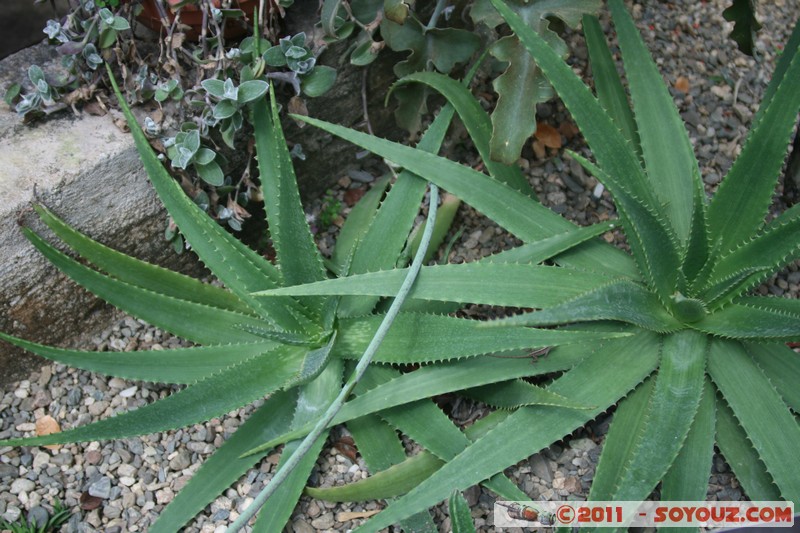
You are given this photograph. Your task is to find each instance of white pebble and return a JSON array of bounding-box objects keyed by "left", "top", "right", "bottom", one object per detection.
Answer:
[
  {"left": 120, "top": 386, "right": 138, "bottom": 398},
  {"left": 119, "top": 476, "right": 137, "bottom": 487}
]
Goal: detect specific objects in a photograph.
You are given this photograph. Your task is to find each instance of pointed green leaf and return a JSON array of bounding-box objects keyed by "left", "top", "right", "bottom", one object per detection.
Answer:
[
  {"left": 482, "top": 221, "right": 617, "bottom": 264},
  {"left": 609, "top": 0, "right": 699, "bottom": 244},
  {"left": 331, "top": 176, "right": 390, "bottom": 275},
  {"left": 715, "top": 394, "right": 782, "bottom": 501},
  {"left": 354, "top": 330, "right": 660, "bottom": 532},
  {"left": 393, "top": 71, "right": 533, "bottom": 195},
  {"left": 252, "top": 360, "right": 343, "bottom": 531},
  {"left": 582, "top": 14, "right": 640, "bottom": 154},
  {"left": 0, "top": 345, "right": 306, "bottom": 447},
  {"left": 488, "top": 280, "right": 683, "bottom": 333},
  {"left": 744, "top": 341, "right": 800, "bottom": 413},
  {"left": 450, "top": 491, "right": 477, "bottom": 533},
  {"left": 257, "top": 263, "right": 615, "bottom": 309},
  {"left": 722, "top": 0, "right": 762, "bottom": 56},
  {"left": 23, "top": 228, "right": 270, "bottom": 345},
  {"left": 254, "top": 87, "right": 326, "bottom": 288},
  {"left": 705, "top": 23, "right": 800, "bottom": 253},
  {"left": 660, "top": 379, "right": 715, "bottom": 501},
  {"left": 464, "top": 379, "right": 592, "bottom": 410},
  {"left": 0, "top": 334, "right": 275, "bottom": 384},
  {"left": 149, "top": 390, "right": 298, "bottom": 533},
  {"left": 334, "top": 312, "right": 629, "bottom": 364},
  {"left": 708, "top": 339, "right": 800, "bottom": 504},
  {"left": 33, "top": 205, "right": 254, "bottom": 315},
  {"left": 107, "top": 68, "right": 307, "bottom": 332},
  {"left": 294, "top": 114, "right": 639, "bottom": 280},
  {"left": 693, "top": 301, "right": 800, "bottom": 342}
]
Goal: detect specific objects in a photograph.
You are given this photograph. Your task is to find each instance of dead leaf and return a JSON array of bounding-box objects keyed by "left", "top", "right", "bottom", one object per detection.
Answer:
[
  {"left": 333, "top": 436, "right": 358, "bottom": 462},
  {"left": 534, "top": 122, "right": 562, "bottom": 149},
  {"left": 336, "top": 510, "right": 382, "bottom": 522},
  {"left": 288, "top": 97, "right": 309, "bottom": 128},
  {"left": 80, "top": 492, "right": 103, "bottom": 511},
  {"left": 84, "top": 101, "right": 107, "bottom": 116},
  {"left": 674, "top": 76, "right": 690, "bottom": 93},
  {"left": 170, "top": 32, "right": 186, "bottom": 50},
  {"left": 531, "top": 139, "right": 547, "bottom": 159},
  {"left": 343, "top": 188, "right": 365, "bottom": 207},
  {"left": 558, "top": 121, "right": 580, "bottom": 140},
  {"left": 35, "top": 415, "right": 61, "bottom": 450}
]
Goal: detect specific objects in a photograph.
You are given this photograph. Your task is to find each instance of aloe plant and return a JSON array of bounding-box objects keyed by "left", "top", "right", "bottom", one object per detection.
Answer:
[
  {"left": 241, "top": 1, "right": 800, "bottom": 530},
  {"left": 0, "top": 57, "right": 625, "bottom": 530}
]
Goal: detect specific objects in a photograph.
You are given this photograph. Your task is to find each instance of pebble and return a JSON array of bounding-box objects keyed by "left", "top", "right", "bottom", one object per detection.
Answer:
[
  {"left": 88, "top": 477, "right": 112, "bottom": 499},
  {"left": 10, "top": 478, "right": 36, "bottom": 494}
]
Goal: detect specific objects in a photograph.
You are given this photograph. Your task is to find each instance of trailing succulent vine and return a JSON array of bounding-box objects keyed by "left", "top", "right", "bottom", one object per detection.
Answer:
[{"left": 2, "top": 1, "right": 800, "bottom": 531}]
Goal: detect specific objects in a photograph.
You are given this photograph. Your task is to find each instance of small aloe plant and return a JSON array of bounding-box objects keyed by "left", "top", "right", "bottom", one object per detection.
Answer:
[
  {"left": 245, "top": 0, "right": 800, "bottom": 530},
  {"left": 0, "top": 57, "right": 622, "bottom": 531}
]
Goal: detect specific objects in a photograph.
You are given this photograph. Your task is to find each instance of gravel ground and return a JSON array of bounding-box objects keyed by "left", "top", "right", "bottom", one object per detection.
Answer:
[{"left": 2, "top": 0, "right": 800, "bottom": 531}]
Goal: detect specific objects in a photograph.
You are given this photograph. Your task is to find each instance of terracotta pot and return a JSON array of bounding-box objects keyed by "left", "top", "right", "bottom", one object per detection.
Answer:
[{"left": 136, "top": 0, "right": 260, "bottom": 40}]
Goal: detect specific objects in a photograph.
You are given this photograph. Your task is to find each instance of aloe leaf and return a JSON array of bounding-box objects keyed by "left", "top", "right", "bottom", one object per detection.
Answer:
[
  {"left": 334, "top": 312, "right": 629, "bottom": 364},
  {"left": 660, "top": 378, "right": 715, "bottom": 501},
  {"left": 751, "top": 13, "right": 800, "bottom": 129},
  {"left": 567, "top": 151, "right": 682, "bottom": 303},
  {"left": 589, "top": 376, "right": 655, "bottom": 500},
  {"left": 253, "top": 360, "right": 343, "bottom": 531},
  {"left": 0, "top": 334, "right": 275, "bottom": 384},
  {"left": 715, "top": 394, "right": 782, "bottom": 501},
  {"left": 22, "top": 228, "right": 271, "bottom": 345},
  {"left": 254, "top": 87, "right": 326, "bottom": 288},
  {"left": 294, "top": 114, "right": 639, "bottom": 280},
  {"left": 0, "top": 345, "right": 306, "bottom": 447},
  {"left": 609, "top": 0, "right": 699, "bottom": 244},
  {"left": 449, "top": 491, "right": 477, "bottom": 533},
  {"left": 708, "top": 339, "right": 800, "bottom": 503},
  {"left": 482, "top": 221, "right": 616, "bottom": 264},
  {"left": 108, "top": 70, "right": 314, "bottom": 332},
  {"left": 244, "top": 350, "right": 588, "bottom": 456},
  {"left": 331, "top": 175, "right": 391, "bottom": 275},
  {"left": 682, "top": 169, "right": 712, "bottom": 287},
  {"left": 701, "top": 214, "right": 800, "bottom": 302},
  {"left": 345, "top": 413, "right": 438, "bottom": 532},
  {"left": 406, "top": 193, "right": 462, "bottom": 264},
  {"left": 705, "top": 20, "right": 800, "bottom": 253},
  {"left": 582, "top": 14, "right": 640, "bottom": 154},
  {"left": 354, "top": 331, "right": 660, "bottom": 532},
  {"left": 744, "top": 342, "right": 800, "bottom": 413},
  {"left": 33, "top": 205, "right": 254, "bottom": 315},
  {"left": 392, "top": 71, "right": 533, "bottom": 196},
  {"left": 256, "top": 263, "right": 614, "bottom": 308},
  {"left": 464, "top": 379, "right": 592, "bottom": 410},
  {"left": 149, "top": 389, "right": 298, "bottom": 533},
  {"left": 488, "top": 280, "right": 683, "bottom": 333},
  {"left": 693, "top": 302, "right": 800, "bottom": 342},
  {"left": 309, "top": 448, "right": 443, "bottom": 502}
]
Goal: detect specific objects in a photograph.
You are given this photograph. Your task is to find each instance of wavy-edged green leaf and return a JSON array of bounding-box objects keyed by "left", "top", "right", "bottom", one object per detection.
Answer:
[
  {"left": 257, "top": 263, "right": 615, "bottom": 309},
  {"left": 449, "top": 491, "right": 477, "bottom": 533},
  {"left": 335, "top": 312, "right": 629, "bottom": 363},
  {"left": 705, "top": 20, "right": 800, "bottom": 253},
  {"left": 708, "top": 339, "right": 800, "bottom": 504},
  {"left": 107, "top": 69, "right": 307, "bottom": 332},
  {"left": 482, "top": 221, "right": 617, "bottom": 264},
  {"left": 465, "top": 379, "right": 592, "bottom": 410},
  {"left": 33, "top": 205, "right": 253, "bottom": 315},
  {"left": 610, "top": 0, "right": 699, "bottom": 244},
  {"left": 723, "top": 0, "right": 762, "bottom": 56},
  {"left": 354, "top": 330, "right": 660, "bottom": 532},
  {"left": 393, "top": 71, "right": 533, "bottom": 196},
  {"left": 0, "top": 334, "right": 275, "bottom": 385},
  {"left": 244, "top": 350, "right": 588, "bottom": 456},
  {"left": 149, "top": 389, "right": 298, "bottom": 533},
  {"left": 582, "top": 14, "right": 640, "bottom": 154},
  {"left": 745, "top": 341, "right": 800, "bottom": 413},
  {"left": 693, "top": 301, "right": 800, "bottom": 342},
  {"left": 488, "top": 280, "right": 683, "bottom": 333},
  {"left": 252, "top": 360, "right": 343, "bottom": 531},
  {"left": 701, "top": 214, "right": 800, "bottom": 303},
  {"left": 661, "top": 378, "right": 715, "bottom": 501},
  {"left": 715, "top": 393, "right": 782, "bottom": 501},
  {"left": 0, "top": 345, "right": 305, "bottom": 447},
  {"left": 22, "top": 228, "right": 270, "bottom": 345},
  {"left": 589, "top": 375, "right": 655, "bottom": 500},
  {"left": 254, "top": 86, "right": 326, "bottom": 288},
  {"left": 294, "top": 114, "right": 639, "bottom": 280},
  {"left": 331, "top": 175, "right": 390, "bottom": 275}
]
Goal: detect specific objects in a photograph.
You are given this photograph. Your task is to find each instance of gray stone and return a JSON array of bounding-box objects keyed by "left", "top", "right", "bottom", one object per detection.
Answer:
[
  {"left": 10, "top": 478, "right": 35, "bottom": 494},
  {"left": 529, "top": 454, "right": 553, "bottom": 483},
  {"left": 0, "top": 463, "right": 18, "bottom": 478},
  {"left": 292, "top": 519, "right": 315, "bottom": 533},
  {"left": 88, "top": 476, "right": 112, "bottom": 499},
  {"left": 311, "top": 512, "right": 335, "bottom": 530},
  {"left": 26, "top": 506, "right": 49, "bottom": 528}
]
